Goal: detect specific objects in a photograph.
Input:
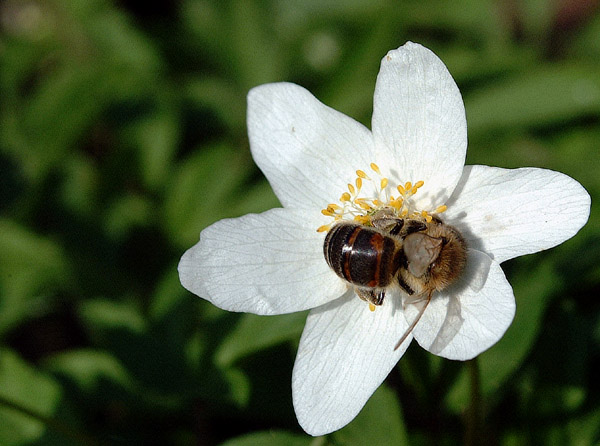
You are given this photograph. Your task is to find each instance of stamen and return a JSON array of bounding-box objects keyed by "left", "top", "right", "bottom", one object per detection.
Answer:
[
  {"left": 340, "top": 192, "right": 351, "bottom": 202},
  {"left": 354, "top": 198, "right": 372, "bottom": 210},
  {"left": 317, "top": 224, "right": 331, "bottom": 233},
  {"left": 391, "top": 197, "right": 403, "bottom": 210},
  {"left": 318, "top": 166, "right": 448, "bottom": 242},
  {"left": 369, "top": 303, "right": 376, "bottom": 312}
]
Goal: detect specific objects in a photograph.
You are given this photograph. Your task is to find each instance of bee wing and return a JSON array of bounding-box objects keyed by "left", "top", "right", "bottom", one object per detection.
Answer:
[{"left": 403, "top": 233, "right": 443, "bottom": 277}]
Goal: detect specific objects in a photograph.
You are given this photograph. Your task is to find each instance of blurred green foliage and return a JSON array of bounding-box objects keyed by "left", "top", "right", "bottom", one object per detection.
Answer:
[{"left": 0, "top": 0, "right": 599, "bottom": 445}]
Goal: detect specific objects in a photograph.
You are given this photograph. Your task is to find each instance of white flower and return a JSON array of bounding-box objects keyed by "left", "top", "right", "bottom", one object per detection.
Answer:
[{"left": 178, "top": 42, "right": 590, "bottom": 436}]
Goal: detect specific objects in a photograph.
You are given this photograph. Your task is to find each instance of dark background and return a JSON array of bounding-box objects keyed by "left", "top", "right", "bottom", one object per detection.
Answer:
[{"left": 0, "top": 0, "right": 599, "bottom": 445}]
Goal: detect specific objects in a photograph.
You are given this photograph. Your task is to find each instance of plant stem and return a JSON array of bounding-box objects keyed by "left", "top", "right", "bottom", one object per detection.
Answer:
[
  {"left": 0, "top": 394, "right": 100, "bottom": 446},
  {"left": 465, "top": 358, "right": 483, "bottom": 446}
]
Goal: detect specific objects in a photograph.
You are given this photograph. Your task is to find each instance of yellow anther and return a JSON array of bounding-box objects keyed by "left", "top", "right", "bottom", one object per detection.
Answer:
[
  {"left": 318, "top": 167, "right": 438, "bottom": 235},
  {"left": 369, "top": 303, "right": 376, "bottom": 312},
  {"left": 391, "top": 197, "right": 403, "bottom": 210},
  {"left": 355, "top": 199, "right": 372, "bottom": 210},
  {"left": 317, "top": 224, "right": 331, "bottom": 233}
]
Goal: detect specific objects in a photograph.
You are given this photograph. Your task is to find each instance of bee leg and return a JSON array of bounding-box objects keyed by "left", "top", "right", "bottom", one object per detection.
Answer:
[
  {"left": 355, "top": 287, "right": 385, "bottom": 306},
  {"left": 397, "top": 273, "right": 415, "bottom": 296},
  {"left": 402, "top": 220, "right": 427, "bottom": 235}
]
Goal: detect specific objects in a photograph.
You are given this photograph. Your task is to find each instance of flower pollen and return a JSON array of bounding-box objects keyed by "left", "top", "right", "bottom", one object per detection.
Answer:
[{"left": 317, "top": 163, "right": 448, "bottom": 232}]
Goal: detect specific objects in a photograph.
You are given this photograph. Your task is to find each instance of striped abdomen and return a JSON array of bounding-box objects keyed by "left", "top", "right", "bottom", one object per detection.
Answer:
[{"left": 323, "top": 223, "right": 401, "bottom": 288}]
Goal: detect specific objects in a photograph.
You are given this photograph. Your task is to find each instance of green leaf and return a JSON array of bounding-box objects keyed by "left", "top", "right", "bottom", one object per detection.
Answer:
[
  {"left": 465, "top": 65, "right": 600, "bottom": 136},
  {"left": 78, "top": 298, "right": 147, "bottom": 337},
  {"left": 120, "top": 108, "right": 180, "bottom": 191},
  {"left": 333, "top": 384, "right": 408, "bottom": 445},
  {"left": 215, "top": 312, "right": 307, "bottom": 367},
  {"left": 103, "top": 194, "right": 153, "bottom": 240},
  {"left": 0, "top": 219, "right": 72, "bottom": 337},
  {"left": 43, "top": 349, "right": 134, "bottom": 396},
  {"left": 163, "top": 142, "right": 253, "bottom": 248},
  {"left": 0, "top": 349, "right": 63, "bottom": 446},
  {"left": 219, "top": 430, "right": 314, "bottom": 446}
]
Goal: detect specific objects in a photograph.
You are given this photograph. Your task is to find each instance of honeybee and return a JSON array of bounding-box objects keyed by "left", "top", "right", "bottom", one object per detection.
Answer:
[{"left": 323, "top": 211, "right": 467, "bottom": 349}]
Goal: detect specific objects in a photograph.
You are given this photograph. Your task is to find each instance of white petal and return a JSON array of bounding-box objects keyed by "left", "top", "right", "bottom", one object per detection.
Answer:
[
  {"left": 372, "top": 42, "right": 467, "bottom": 209},
  {"left": 178, "top": 208, "right": 346, "bottom": 315},
  {"left": 247, "top": 82, "right": 376, "bottom": 209},
  {"left": 410, "top": 250, "right": 515, "bottom": 360},
  {"left": 292, "top": 291, "right": 410, "bottom": 435},
  {"left": 445, "top": 165, "right": 591, "bottom": 263}
]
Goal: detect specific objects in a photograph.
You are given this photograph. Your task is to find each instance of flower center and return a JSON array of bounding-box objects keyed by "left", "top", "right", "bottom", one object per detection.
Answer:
[{"left": 317, "top": 162, "right": 448, "bottom": 232}]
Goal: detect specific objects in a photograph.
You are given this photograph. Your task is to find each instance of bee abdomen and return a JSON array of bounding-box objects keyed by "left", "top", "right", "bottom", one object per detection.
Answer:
[{"left": 324, "top": 223, "right": 398, "bottom": 288}]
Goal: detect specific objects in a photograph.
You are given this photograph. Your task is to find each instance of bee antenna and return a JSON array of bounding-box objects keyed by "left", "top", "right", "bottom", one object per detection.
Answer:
[{"left": 394, "top": 291, "right": 433, "bottom": 350}]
